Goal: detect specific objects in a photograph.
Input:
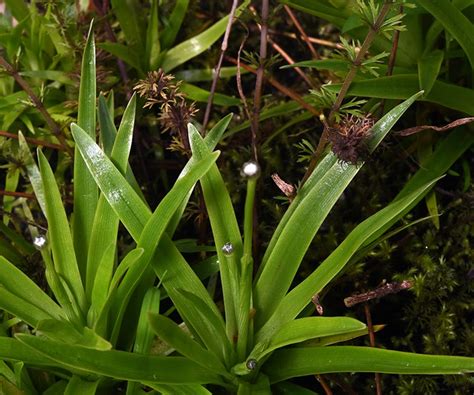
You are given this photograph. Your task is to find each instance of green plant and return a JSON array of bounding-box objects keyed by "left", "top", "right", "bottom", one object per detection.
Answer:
[{"left": 0, "top": 26, "right": 473, "bottom": 393}]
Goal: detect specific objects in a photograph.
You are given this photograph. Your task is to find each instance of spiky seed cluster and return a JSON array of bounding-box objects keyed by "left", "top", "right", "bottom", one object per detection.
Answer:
[
  {"left": 328, "top": 114, "right": 375, "bottom": 164},
  {"left": 134, "top": 70, "right": 198, "bottom": 154}
]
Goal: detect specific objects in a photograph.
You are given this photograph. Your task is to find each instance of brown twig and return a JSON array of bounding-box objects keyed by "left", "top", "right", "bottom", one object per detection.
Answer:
[
  {"left": 226, "top": 56, "right": 320, "bottom": 117},
  {"left": 380, "top": 4, "right": 403, "bottom": 115},
  {"left": 0, "top": 190, "right": 35, "bottom": 199},
  {"left": 235, "top": 23, "right": 252, "bottom": 124},
  {"left": 302, "top": 1, "right": 395, "bottom": 184},
  {"left": 267, "top": 36, "right": 315, "bottom": 87},
  {"left": 202, "top": 0, "right": 240, "bottom": 133},
  {"left": 316, "top": 375, "right": 334, "bottom": 395},
  {"left": 250, "top": 0, "right": 270, "bottom": 162},
  {"left": 364, "top": 304, "right": 382, "bottom": 395},
  {"left": 269, "top": 29, "right": 343, "bottom": 49},
  {"left": 0, "top": 130, "right": 64, "bottom": 150},
  {"left": 396, "top": 117, "right": 474, "bottom": 136},
  {"left": 0, "top": 56, "right": 73, "bottom": 156},
  {"left": 344, "top": 280, "right": 413, "bottom": 307},
  {"left": 284, "top": 5, "right": 319, "bottom": 59},
  {"left": 93, "top": 0, "right": 131, "bottom": 98}
]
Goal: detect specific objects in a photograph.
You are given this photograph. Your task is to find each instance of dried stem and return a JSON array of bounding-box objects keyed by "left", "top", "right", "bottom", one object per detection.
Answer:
[
  {"left": 0, "top": 130, "right": 64, "bottom": 150},
  {"left": 0, "top": 190, "right": 35, "bottom": 199},
  {"left": 267, "top": 36, "right": 315, "bottom": 87},
  {"left": 94, "top": 0, "right": 131, "bottom": 97},
  {"left": 316, "top": 374, "right": 334, "bottom": 395},
  {"left": 284, "top": 5, "right": 319, "bottom": 59},
  {"left": 202, "top": 0, "right": 240, "bottom": 133},
  {"left": 269, "top": 29, "right": 343, "bottom": 49},
  {"left": 302, "top": 1, "right": 394, "bottom": 184},
  {"left": 0, "top": 56, "right": 73, "bottom": 156},
  {"left": 250, "top": 0, "right": 269, "bottom": 162},
  {"left": 227, "top": 56, "right": 320, "bottom": 116},
  {"left": 364, "top": 304, "right": 382, "bottom": 395}
]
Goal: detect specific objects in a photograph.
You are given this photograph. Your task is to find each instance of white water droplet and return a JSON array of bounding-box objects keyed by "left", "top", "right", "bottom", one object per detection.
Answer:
[
  {"left": 246, "top": 359, "right": 257, "bottom": 370},
  {"left": 33, "top": 235, "right": 47, "bottom": 250},
  {"left": 221, "top": 242, "right": 234, "bottom": 256},
  {"left": 241, "top": 161, "right": 260, "bottom": 178}
]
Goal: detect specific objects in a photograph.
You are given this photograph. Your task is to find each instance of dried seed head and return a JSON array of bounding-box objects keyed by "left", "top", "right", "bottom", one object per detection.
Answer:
[{"left": 328, "top": 114, "right": 375, "bottom": 164}]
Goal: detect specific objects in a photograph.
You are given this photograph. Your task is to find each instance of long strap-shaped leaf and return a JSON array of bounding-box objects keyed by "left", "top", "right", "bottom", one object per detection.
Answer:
[
  {"left": 72, "top": 124, "right": 231, "bottom": 361},
  {"left": 254, "top": 92, "right": 423, "bottom": 329},
  {"left": 87, "top": 94, "right": 136, "bottom": 314},
  {"left": 0, "top": 256, "right": 64, "bottom": 321},
  {"left": 38, "top": 150, "right": 87, "bottom": 321},
  {"left": 188, "top": 123, "right": 243, "bottom": 343},
  {"left": 256, "top": 177, "right": 438, "bottom": 344},
  {"left": 264, "top": 346, "right": 474, "bottom": 382},
  {"left": 73, "top": 23, "right": 98, "bottom": 281},
  {"left": 16, "top": 334, "right": 222, "bottom": 385}
]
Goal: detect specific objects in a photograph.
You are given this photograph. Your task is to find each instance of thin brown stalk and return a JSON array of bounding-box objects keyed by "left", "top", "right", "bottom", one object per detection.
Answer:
[
  {"left": 235, "top": 24, "right": 252, "bottom": 123},
  {"left": 267, "top": 36, "right": 315, "bottom": 87},
  {"left": 316, "top": 374, "right": 333, "bottom": 395},
  {"left": 380, "top": 4, "right": 403, "bottom": 115},
  {"left": 364, "top": 304, "right": 382, "bottom": 395},
  {"left": 0, "top": 130, "right": 64, "bottom": 150},
  {"left": 202, "top": 0, "right": 240, "bottom": 133},
  {"left": 302, "top": 1, "right": 394, "bottom": 184},
  {"left": 250, "top": 0, "right": 270, "bottom": 162},
  {"left": 269, "top": 29, "right": 343, "bottom": 49},
  {"left": 284, "top": 5, "right": 319, "bottom": 59},
  {"left": 226, "top": 56, "right": 320, "bottom": 116},
  {"left": 0, "top": 190, "right": 35, "bottom": 199},
  {"left": 94, "top": 0, "right": 131, "bottom": 98},
  {"left": 0, "top": 56, "right": 73, "bottom": 156}
]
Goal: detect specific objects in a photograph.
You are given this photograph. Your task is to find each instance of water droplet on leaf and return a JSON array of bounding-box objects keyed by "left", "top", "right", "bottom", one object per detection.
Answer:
[
  {"left": 246, "top": 359, "right": 257, "bottom": 370},
  {"left": 221, "top": 242, "right": 234, "bottom": 256},
  {"left": 33, "top": 235, "right": 47, "bottom": 250}
]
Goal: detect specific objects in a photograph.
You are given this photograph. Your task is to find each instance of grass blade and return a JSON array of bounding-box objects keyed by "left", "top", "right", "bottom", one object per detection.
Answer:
[
  {"left": 38, "top": 150, "right": 86, "bottom": 321},
  {"left": 161, "top": 0, "right": 249, "bottom": 72},
  {"left": 417, "top": 0, "right": 474, "bottom": 69},
  {"left": 148, "top": 313, "right": 228, "bottom": 376},
  {"left": 16, "top": 335, "right": 222, "bottom": 385},
  {"left": 188, "top": 123, "right": 243, "bottom": 343},
  {"left": 73, "top": 23, "right": 98, "bottom": 281},
  {"left": 257, "top": 177, "right": 439, "bottom": 343},
  {"left": 160, "top": 0, "right": 189, "bottom": 49},
  {"left": 254, "top": 92, "right": 423, "bottom": 329},
  {"left": 265, "top": 346, "right": 474, "bottom": 382}
]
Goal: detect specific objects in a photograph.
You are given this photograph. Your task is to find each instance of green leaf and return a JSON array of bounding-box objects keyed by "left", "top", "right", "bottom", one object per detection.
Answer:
[
  {"left": 280, "top": 0, "right": 347, "bottom": 26},
  {"left": 254, "top": 92, "right": 423, "bottom": 330},
  {"left": 325, "top": 75, "right": 474, "bottom": 115},
  {"left": 64, "top": 376, "right": 99, "bottom": 395},
  {"left": 38, "top": 150, "right": 86, "bottom": 321},
  {"left": 109, "top": 149, "right": 220, "bottom": 344},
  {"left": 188, "top": 123, "right": 242, "bottom": 343},
  {"left": 0, "top": 256, "right": 64, "bottom": 321},
  {"left": 16, "top": 335, "right": 222, "bottom": 385},
  {"left": 160, "top": 0, "right": 190, "bottom": 49},
  {"left": 146, "top": 0, "right": 160, "bottom": 70},
  {"left": 417, "top": 0, "right": 474, "bottom": 69},
  {"left": 417, "top": 50, "right": 444, "bottom": 96},
  {"left": 133, "top": 287, "right": 160, "bottom": 355},
  {"left": 180, "top": 83, "right": 240, "bottom": 106},
  {"left": 4, "top": 0, "right": 29, "bottom": 22},
  {"left": 98, "top": 42, "right": 143, "bottom": 73},
  {"left": 73, "top": 23, "right": 98, "bottom": 283},
  {"left": 249, "top": 317, "right": 366, "bottom": 362},
  {"left": 0, "top": 287, "right": 51, "bottom": 327},
  {"left": 87, "top": 94, "right": 136, "bottom": 307},
  {"left": 257, "top": 177, "right": 438, "bottom": 344},
  {"left": 111, "top": 0, "right": 145, "bottom": 58},
  {"left": 161, "top": 0, "right": 249, "bottom": 71},
  {"left": 265, "top": 346, "right": 474, "bottom": 382},
  {"left": 148, "top": 313, "right": 228, "bottom": 376},
  {"left": 175, "top": 67, "right": 245, "bottom": 82}
]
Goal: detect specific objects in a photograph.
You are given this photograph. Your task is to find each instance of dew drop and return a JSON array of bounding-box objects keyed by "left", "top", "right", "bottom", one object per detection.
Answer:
[
  {"left": 33, "top": 235, "right": 47, "bottom": 250},
  {"left": 221, "top": 242, "right": 234, "bottom": 256},
  {"left": 246, "top": 359, "right": 257, "bottom": 370},
  {"left": 241, "top": 161, "right": 260, "bottom": 178}
]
